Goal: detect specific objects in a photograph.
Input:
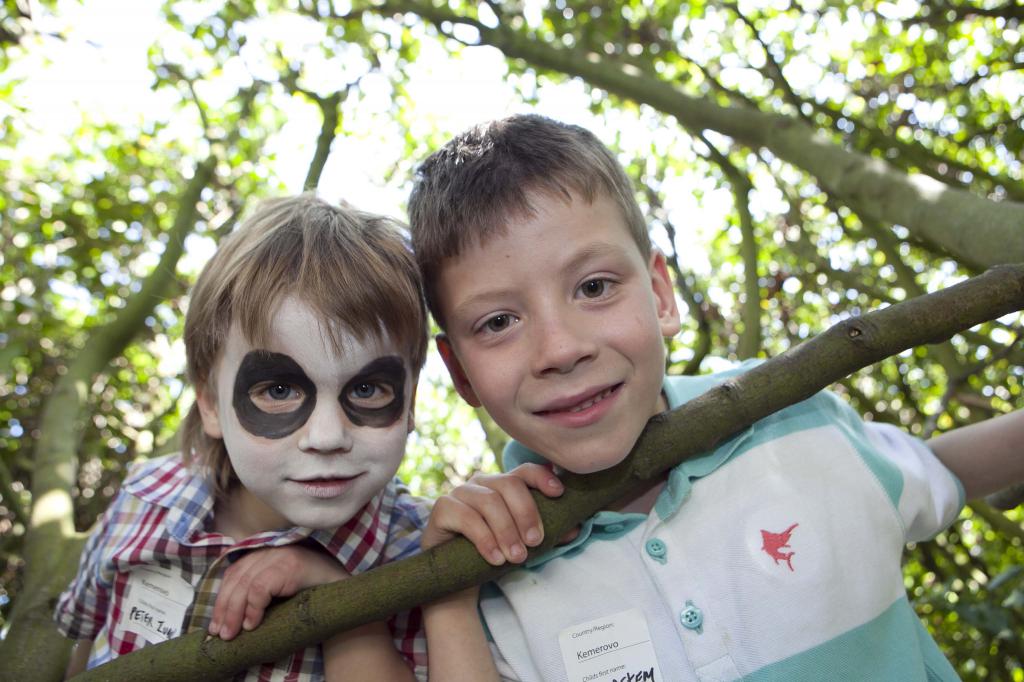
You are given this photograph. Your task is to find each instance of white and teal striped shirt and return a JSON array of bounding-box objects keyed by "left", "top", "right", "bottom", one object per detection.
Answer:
[{"left": 482, "top": 365, "right": 964, "bottom": 682}]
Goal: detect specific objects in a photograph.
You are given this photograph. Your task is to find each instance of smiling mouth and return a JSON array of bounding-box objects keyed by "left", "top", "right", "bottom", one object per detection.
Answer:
[{"left": 536, "top": 384, "right": 622, "bottom": 415}]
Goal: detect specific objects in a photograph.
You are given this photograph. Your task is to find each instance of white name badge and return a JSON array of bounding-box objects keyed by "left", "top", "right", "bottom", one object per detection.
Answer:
[
  {"left": 559, "top": 608, "right": 664, "bottom": 682},
  {"left": 120, "top": 565, "right": 194, "bottom": 644}
]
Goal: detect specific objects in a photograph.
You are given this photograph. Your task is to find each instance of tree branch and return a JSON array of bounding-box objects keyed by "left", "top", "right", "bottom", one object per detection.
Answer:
[
  {"left": 697, "top": 134, "right": 761, "bottom": 359},
  {"left": 278, "top": 67, "right": 363, "bottom": 192},
  {"left": 76, "top": 263, "right": 1024, "bottom": 682},
  {"left": 722, "top": 1, "right": 812, "bottom": 124},
  {"left": 643, "top": 185, "right": 714, "bottom": 375},
  {"left": 380, "top": 0, "right": 1024, "bottom": 269}
]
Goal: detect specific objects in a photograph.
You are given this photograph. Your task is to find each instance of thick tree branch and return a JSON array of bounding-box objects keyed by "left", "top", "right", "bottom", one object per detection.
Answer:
[
  {"left": 76, "top": 263, "right": 1024, "bottom": 682},
  {"left": 810, "top": 99, "right": 1024, "bottom": 203},
  {"left": 381, "top": 0, "right": 1024, "bottom": 270}
]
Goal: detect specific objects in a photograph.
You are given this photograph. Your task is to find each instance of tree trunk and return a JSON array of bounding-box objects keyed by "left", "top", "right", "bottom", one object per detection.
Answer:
[
  {"left": 74, "top": 264, "right": 1024, "bottom": 682},
  {"left": 0, "top": 158, "right": 216, "bottom": 682}
]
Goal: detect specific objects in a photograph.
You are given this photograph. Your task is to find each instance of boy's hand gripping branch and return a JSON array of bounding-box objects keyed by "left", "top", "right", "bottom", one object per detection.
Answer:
[{"left": 73, "top": 264, "right": 1024, "bottom": 682}]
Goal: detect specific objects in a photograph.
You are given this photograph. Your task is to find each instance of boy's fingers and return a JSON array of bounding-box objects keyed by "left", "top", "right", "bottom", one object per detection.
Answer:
[
  {"left": 230, "top": 565, "right": 291, "bottom": 637},
  {"left": 216, "top": 552, "right": 280, "bottom": 639},
  {"left": 453, "top": 483, "right": 528, "bottom": 563},
  {"left": 214, "top": 564, "right": 253, "bottom": 640},
  {"left": 210, "top": 560, "right": 245, "bottom": 636},
  {"left": 210, "top": 546, "right": 336, "bottom": 638},
  {"left": 243, "top": 601, "right": 267, "bottom": 632},
  {"left": 430, "top": 496, "right": 506, "bottom": 566},
  {"left": 240, "top": 575, "right": 279, "bottom": 631},
  {"left": 507, "top": 463, "right": 564, "bottom": 498},
  {"left": 481, "top": 475, "right": 547, "bottom": 548}
]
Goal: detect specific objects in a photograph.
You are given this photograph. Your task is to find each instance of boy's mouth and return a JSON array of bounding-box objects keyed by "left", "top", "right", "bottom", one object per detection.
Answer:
[
  {"left": 291, "top": 475, "right": 359, "bottom": 499},
  {"left": 534, "top": 383, "right": 622, "bottom": 416}
]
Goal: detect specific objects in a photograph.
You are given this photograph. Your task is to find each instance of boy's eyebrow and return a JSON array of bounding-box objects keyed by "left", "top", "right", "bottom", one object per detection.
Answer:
[
  {"left": 561, "top": 241, "right": 629, "bottom": 275},
  {"left": 448, "top": 287, "right": 522, "bottom": 323},
  {"left": 448, "top": 241, "right": 632, "bottom": 323}
]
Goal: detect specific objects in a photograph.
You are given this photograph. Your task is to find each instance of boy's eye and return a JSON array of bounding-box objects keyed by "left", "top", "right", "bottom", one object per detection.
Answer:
[
  {"left": 579, "top": 278, "right": 608, "bottom": 298},
  {"left": 483, "top": 313, "right": 518, "bottom": 333},
  {"left": 249, "top": 382, "right": 304, "bottom": 413},
  {"left": 352, "top": 383, "right": 376, "bottom": 399},
  {"left": 347, "top": 382, "right": 395, "bottom": 408},
  {"left": 267, "top": 384, "right": 294, "bottom": 400}
]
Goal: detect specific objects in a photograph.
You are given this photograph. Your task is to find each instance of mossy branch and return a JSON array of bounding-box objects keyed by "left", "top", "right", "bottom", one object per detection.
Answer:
[{"left": 75, "top": 264, "right": 1024, "bottom": 682}]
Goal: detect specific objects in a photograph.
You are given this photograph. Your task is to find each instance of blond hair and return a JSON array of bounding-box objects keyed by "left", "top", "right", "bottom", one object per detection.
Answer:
[
  {"left": 181, "top": 195, "right": 427, "bottom": 498},
  {"left": 408, "top": 114, "right": 650, "bottom": 326}
]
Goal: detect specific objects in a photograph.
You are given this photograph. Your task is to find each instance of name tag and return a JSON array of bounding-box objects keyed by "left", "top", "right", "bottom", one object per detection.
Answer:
[
  {"left": 120, "top": 565, "right": 193, "bottom": 644},
  {"left": 558, "top": 608, "right": 664, "bottom": 682}
]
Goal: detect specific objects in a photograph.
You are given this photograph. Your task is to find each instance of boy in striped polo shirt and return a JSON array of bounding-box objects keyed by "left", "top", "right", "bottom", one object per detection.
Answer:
[{"left": 409, "top": 114, "right": 1024, "bottom": 681}]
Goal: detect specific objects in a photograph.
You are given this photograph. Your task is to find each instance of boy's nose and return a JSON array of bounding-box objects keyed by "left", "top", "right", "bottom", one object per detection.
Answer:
[
  {"left": 298, "top": 400, "right": 354, "bottom": 453},
  {"left": 531, "top": 313, "right": 597, "bottom": 376}
]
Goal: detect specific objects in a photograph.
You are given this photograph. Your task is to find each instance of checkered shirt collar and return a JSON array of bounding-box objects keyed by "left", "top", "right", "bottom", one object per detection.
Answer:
[{"left": 123, "top": 455, "right": 396, "bottom": 575}]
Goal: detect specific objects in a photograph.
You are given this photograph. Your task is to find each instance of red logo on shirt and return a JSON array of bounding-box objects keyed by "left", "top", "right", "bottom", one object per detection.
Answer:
[{"left": 761, "top": 523, "right": 798, "bottom": 571}]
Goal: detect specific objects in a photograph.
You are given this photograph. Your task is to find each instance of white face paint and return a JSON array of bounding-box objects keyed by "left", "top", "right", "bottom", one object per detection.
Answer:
[{"left": 200, "top": 296, "right": 414, "bottom": 532}]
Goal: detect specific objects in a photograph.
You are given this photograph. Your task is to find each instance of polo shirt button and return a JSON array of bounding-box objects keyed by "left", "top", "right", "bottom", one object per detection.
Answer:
[
  {"left": 679, "top": 601, "right": 703, "bottom": 634},
  {"left": 604, "top": 523, "right": 624, "bottom": 533},
  {"left": 644, "top": 538, "right": 667, "bottom": 564}
]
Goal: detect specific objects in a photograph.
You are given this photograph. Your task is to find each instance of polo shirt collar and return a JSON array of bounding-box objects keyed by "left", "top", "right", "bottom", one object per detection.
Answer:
[{"left": 503, "top": 370, "right": 756, "bottom": 566}]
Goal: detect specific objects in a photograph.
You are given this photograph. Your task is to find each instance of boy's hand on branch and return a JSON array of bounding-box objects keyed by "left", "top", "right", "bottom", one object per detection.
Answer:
[
  {"left": 210, "top": 545, "right": 349, "bottom": 640},
  {"left": 422, "top": 463, "right": 565, "bottom": 565},
  {"left": 422, "top": 464, "right": 565, "bottom": 682}
]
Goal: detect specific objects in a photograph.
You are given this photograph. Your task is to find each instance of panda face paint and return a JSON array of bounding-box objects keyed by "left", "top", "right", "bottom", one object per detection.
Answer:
[
  {"left": 340, "top": 356, "right": 406, "bottom": 428},
  {"left": 231, "top": 353, "right": 406, "bottom": 438},
  {"left": 232, "top": 351, "right": 317, "bottom": 439},
  {"left": 202, "top": 297, "right": 414, "bottom": 533}
]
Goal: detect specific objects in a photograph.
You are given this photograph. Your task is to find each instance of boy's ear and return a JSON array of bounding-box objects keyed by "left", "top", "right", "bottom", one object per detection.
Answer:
[
  {"left": 436, "top": 334, "right": 482, "bottom": 408},
  {"left": 195, "top": 385, "right": 223, "bottom": 439},
  {"left": 649, "top": 250, "right": 682, "bottom": 338}
]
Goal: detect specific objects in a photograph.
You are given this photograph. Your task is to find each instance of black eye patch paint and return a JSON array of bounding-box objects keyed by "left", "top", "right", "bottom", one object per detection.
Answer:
[
  {"left": 233, "top": 351, "right": 317, "bottom": 439},
  {"left": 340, "top": 355, "right": 407, "bottom": 428}
]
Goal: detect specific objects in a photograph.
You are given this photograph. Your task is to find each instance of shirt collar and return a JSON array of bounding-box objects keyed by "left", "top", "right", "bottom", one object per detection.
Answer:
[
  {"left": 502, "top": 367, "right": 760, "bottom": 568},
  {"left": 123, "top": 453, "right": 395, "bottom": 574},
  {"left": 309, "top": 480, "right": 395, "bottom": 574},
  {"left": 123, "top": 454, "right": 217, "bottom": 542}
]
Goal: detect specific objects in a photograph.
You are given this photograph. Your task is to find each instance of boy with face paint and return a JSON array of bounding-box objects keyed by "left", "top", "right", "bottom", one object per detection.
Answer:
[{"left": 55, "top": 195, "right": 453, "bottom": 680}]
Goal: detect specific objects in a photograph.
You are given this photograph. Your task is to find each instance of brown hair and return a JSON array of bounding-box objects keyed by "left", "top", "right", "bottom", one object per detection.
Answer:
[
  {"left": 181, "top": 194, "right": 427, "bottom": 498},
  {"left": 407, "top": 114, "right": 650, "bottom": 326}
]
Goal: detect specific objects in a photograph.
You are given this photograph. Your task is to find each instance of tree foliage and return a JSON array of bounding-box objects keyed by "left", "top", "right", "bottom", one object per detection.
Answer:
[{"left": 0, "top": 1, "right": 1021, "bottom": 680}]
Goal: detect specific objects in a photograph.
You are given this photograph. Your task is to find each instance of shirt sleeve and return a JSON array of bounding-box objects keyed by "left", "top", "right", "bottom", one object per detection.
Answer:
[
  {"left": 863, "top": 421, "right": 965, "bottom": 542},
  {"left": 53, "top": 490, "right": 137, "bottom": 640}
]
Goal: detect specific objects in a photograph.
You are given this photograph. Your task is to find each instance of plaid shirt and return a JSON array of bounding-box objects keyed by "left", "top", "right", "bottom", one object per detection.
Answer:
[{"left": 55, "top": 453, "right": 431, "bottom": 681}]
